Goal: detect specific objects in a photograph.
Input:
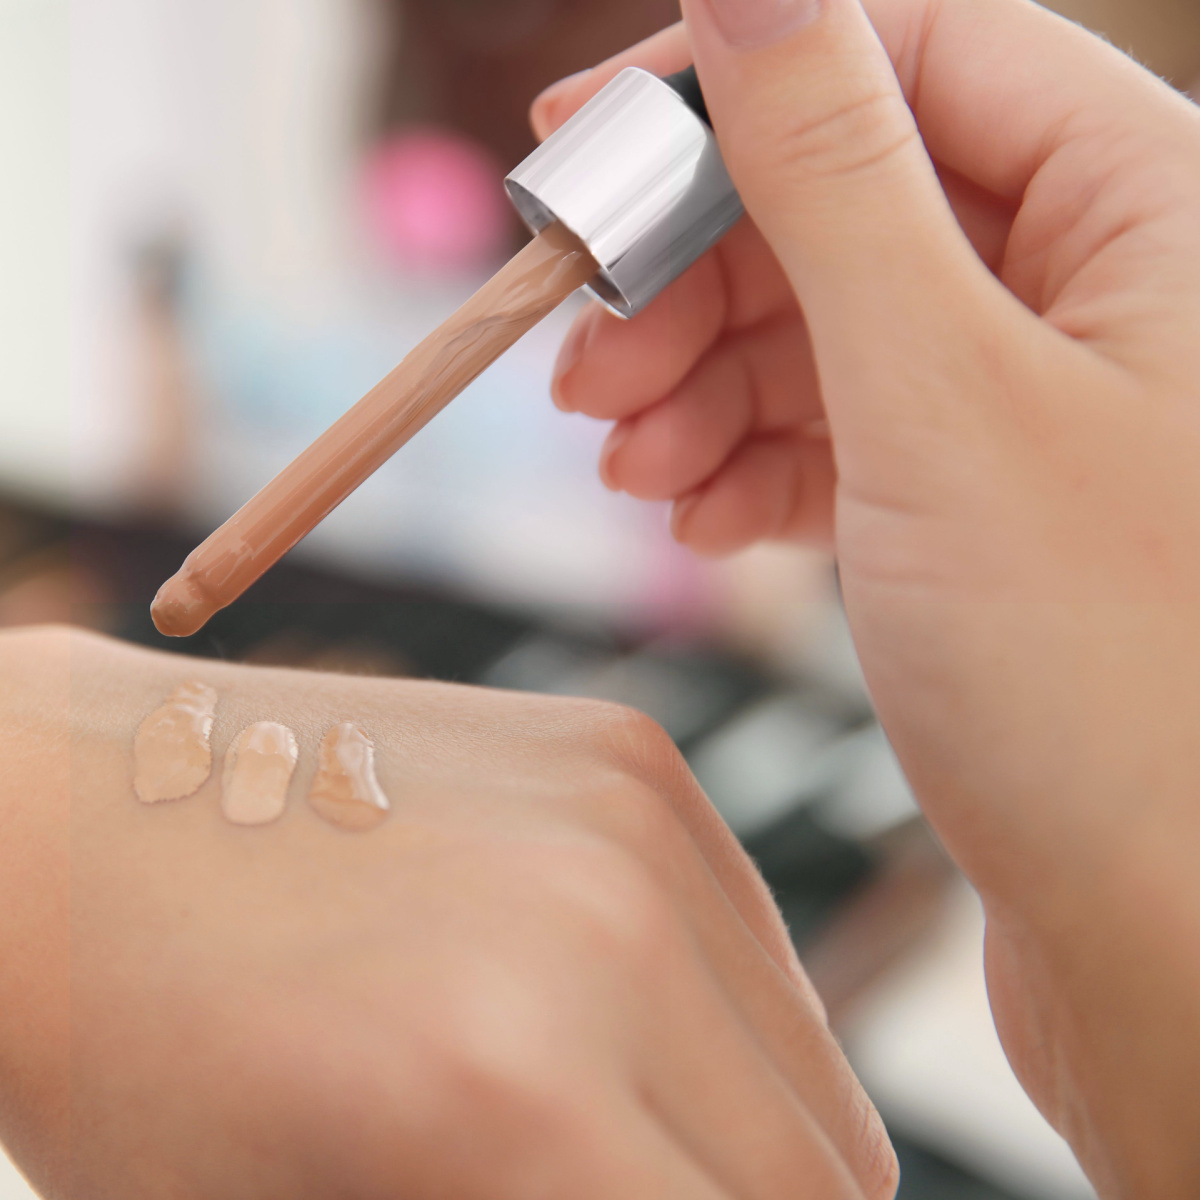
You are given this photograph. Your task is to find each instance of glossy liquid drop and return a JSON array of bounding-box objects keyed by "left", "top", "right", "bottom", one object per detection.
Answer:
[
  {"left": 133, "top": 681, "right": 218, "bottom": 804},
  {"left": 307, "top": 722, "right": 390, "bottom": 832},
  {"left": 221, "top": 721, "right": 299, "bottom": 826}
]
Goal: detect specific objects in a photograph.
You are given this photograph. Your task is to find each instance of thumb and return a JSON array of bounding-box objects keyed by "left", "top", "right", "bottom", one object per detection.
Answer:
[{"left": 683, "top": 0, "right": 997, "bottom": 361}]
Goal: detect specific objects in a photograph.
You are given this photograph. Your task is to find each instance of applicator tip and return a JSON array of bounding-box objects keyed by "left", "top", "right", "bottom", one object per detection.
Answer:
[{"left": 151, "top": 573, "right": 218, "bottom": 638}]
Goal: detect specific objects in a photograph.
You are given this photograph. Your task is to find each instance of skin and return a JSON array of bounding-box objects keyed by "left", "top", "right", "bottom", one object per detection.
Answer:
[
  {"left": 535, "top": 1, "right": 1200, "bottom": 1197},
  {"left": 4, "top": 4, "right": 1196, "bottom": 1197},
  {"left": 0, "top": 625, "right": 896, "bottom": 1200}
]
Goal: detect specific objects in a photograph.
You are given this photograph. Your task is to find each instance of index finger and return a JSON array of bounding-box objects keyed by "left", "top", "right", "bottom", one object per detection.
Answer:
[{"left": 531, "top": 23, "right": 692, "bottom": 142}]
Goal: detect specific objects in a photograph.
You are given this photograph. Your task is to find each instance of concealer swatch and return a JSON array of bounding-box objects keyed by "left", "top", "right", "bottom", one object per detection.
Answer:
[
  {"left": 221, "top": 721, "right": 299, "bottom": 826},
  {"left": 307, "top": 722, "right": 390, "bottom": 832},
  {"left": 133, "top": 681, "right": 218, "bottom": 804}
]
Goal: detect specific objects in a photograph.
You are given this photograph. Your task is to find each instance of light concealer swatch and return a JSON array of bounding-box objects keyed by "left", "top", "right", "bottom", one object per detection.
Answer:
[
  {"left": 307, "top": 722, "right": 390, "bottom": 832},
  {"left": 133, "top": 681, "right": 219, "bottom": 804},
  {"left": 221, "top": 721, "right": 299, "bottom": 826}
]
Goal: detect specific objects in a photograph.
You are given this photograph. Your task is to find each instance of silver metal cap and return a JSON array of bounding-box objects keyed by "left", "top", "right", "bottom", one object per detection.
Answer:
[{"left": 505, "top": 67, "right": 743, "bottom": 319}]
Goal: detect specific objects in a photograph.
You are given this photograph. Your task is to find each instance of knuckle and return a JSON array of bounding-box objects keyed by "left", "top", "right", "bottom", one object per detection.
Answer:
[
  {"left": 530, "top": 839, "right": 684, "bottom": 974},
  {"left": 591, "top": 861, "right": 684, "bottom": 975},
  {"left": 411, "top": 985, "right": 573, "bottom": 1139},
  {"left": 436, "top": 1038, "right": 560, "bottom": 1127},
  {"left": 424, "top": 1054, "right": 593, "bottom": 1176},
  {"left": 568, "top": 702, "right": 713, "bottom": 882},
  {"left": 590, "top": 698, "right": 671, "bottom": 753},
  {"left": 587, "top": 700, "right": 691, "bottom": 789},
  {"left": 751, "top": 90, "right": 920, "bottom": 189}
]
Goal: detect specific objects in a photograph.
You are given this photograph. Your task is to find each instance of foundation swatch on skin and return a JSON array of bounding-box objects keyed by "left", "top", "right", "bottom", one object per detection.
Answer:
[
  {"left": 221, "top": 722, "right": 299, "bottom": 826},
  {"left": 133, "top": 681, "right": 219, "bottom": 804},
  {"left": 307, "top": 722, "right": 390, "bottom": 832}
]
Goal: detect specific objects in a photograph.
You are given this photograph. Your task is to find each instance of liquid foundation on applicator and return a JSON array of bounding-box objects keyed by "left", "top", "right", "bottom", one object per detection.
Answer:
[
  {"left": 307, "top": 723, "right": 390, "bottom": 832},
  {"left": 133, "top": 681, "right": 218, "bottom": 804},
  {"left": 152, "top": 66, "right": 741, "bottom": 637},
  {"left": 152, "top": 225, "right": 597, "bottom": 637},
  {"left": 221, "top": 721, "right": 299, "bottom": 826}
]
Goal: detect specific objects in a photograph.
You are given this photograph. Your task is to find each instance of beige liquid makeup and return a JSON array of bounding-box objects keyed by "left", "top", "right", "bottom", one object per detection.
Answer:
[
  {"left": 307, "top": 722, "right": 390, "bottom": 832},
  {"left": 133, "top": 681, "right": 219, "bottom": 804},
  {"left": 221, "top": 721, "right": 299, "bottom": 826},
  {"left": 151, "top": 224, "right": 598, "bottom": 637},
  {"left": 151, "top": 67, "right": 742, "bottom": 636}
]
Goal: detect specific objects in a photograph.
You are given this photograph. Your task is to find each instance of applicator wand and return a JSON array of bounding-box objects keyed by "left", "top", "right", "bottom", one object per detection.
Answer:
[{"left": 151, "top": 66, "right": 742, "bottom": 637}]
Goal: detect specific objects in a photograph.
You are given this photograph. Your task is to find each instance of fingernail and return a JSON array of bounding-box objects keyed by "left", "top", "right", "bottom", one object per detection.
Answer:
[
  {"left": 531, "top": 69, "right": 593, "bottom": 134},
  {"left": 534, "top": 68, "right": 593, "bottom": 108},
  {"left": 599, "top": 423, "right": 633, "bottom": 490},
  {"left": 705, "top": 0, "right": 822, "bottom": 48},
  {"left": 551, "top": 308, "right": 596, "bottom": 411}
]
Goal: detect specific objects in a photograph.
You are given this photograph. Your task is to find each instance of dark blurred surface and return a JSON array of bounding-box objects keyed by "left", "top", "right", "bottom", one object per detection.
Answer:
[{"left": 894, "top": 1137, "right": 1036, "bottom": 1200}]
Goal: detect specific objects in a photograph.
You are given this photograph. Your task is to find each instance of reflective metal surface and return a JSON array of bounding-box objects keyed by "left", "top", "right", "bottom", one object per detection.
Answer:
[{"left": 505, "top": 67, "right": 744, "bottom": 318}]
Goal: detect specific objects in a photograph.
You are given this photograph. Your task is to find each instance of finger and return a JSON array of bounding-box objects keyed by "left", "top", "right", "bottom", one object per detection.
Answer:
[
  {"left": 936, "top": 163, "right": 1016, "bottom": 276},
  {"left": 685, "top": 0, "right": 1005, "bottom": 357},
  {"left": 531, "top": 23, "right": 692, "bottom": 140},
  {"left": 640, "top": 936, "right": 870, "bottom": 1200},
  {"left": 530, "top": 3, "right": 1160, "bottom": 292},
  {"left": 706, "top": 909, "right": 896, "bottom": 1199},
  {"left": 575, "top": 780, "right": 893, "bottom": 1194},
  {"left": 553, "top": 252, "right": 727, "bottom": 418},
  {"left": 865, "top": 0, "right": 1200, "bottom": 329},
  {"left": 554, "top": 215, "right": 800, "bottom": 415},
  {"left": 535, "top": 1, "right": 1022, "bottom": 438},
  {"left": 671, "top": 434, "right": 836, "bottom": 556},
  {"left": 667, "top": 834, "right": 897, "bottom": 1197},
  {"left": 870, "top": 0, "right": 1197, "bottom": 204},
  {"left": 600, "top": 317, "right": 822, "bottom": 501}
]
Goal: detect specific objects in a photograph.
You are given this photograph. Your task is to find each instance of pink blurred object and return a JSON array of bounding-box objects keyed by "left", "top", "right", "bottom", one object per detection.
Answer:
[{"left": 361, "top": 128, "right": 513, "bottom": 273}]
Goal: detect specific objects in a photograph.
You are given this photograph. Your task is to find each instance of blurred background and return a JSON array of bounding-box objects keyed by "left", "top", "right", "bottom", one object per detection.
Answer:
[{"left": 2, "top": 0, "right": 1198, "bottom": 1196}]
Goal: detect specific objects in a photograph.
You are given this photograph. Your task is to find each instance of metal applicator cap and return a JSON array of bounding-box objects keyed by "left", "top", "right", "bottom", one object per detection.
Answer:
[{"left": 505, "top": 66, "right": 744, "bottom": 318}]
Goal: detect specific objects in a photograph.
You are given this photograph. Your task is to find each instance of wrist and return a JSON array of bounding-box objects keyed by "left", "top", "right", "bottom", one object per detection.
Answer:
[{"left": 0, "top": 628, "right": 71, "bottom": 1191}]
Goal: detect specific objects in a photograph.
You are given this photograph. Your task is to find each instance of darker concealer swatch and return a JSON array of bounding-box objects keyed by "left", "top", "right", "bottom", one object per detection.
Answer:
[{"left": 307, "top": 722, "right": 390, "bottom": 832}]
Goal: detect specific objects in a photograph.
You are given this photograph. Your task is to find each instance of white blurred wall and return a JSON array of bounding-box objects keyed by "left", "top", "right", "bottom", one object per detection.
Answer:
[
  {"left": 0, "top": 0, "right": 68, "bottom": 508},
  {"left": 0, "top": 0, "right": 373, "bottom": 512}
]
